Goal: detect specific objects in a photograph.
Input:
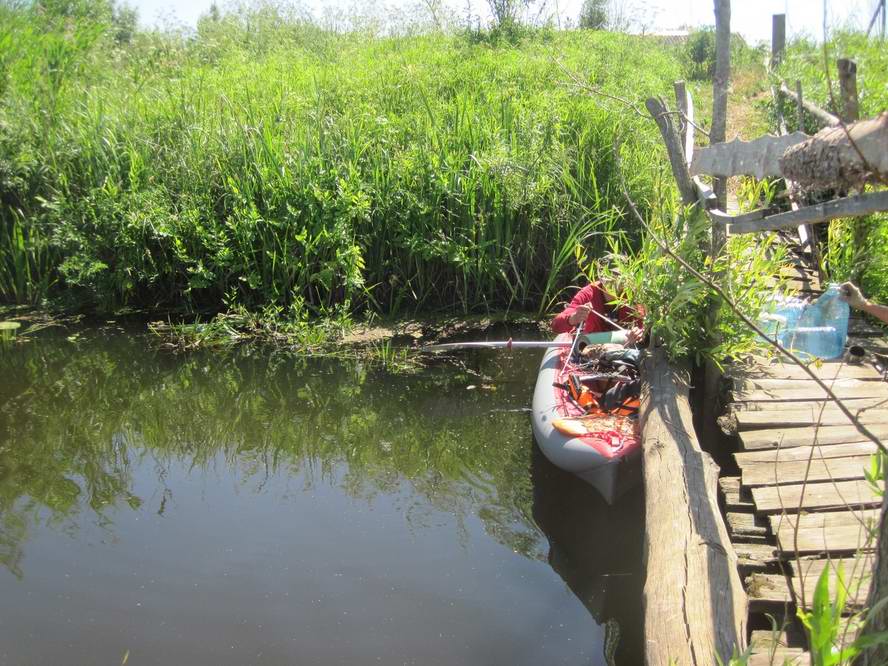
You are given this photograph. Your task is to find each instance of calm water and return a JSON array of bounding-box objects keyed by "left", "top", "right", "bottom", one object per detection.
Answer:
[{"left": 0, "top": 325, "right": 643, "bottom": 665}]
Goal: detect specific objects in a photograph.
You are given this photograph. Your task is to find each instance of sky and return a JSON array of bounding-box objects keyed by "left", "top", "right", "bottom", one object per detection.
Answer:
[{"left": 129, "top": 0, "right": 882, "bottom": 45}]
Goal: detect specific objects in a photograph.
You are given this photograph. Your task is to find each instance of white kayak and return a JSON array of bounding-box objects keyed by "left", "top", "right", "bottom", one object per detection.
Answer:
[{"left": 531, "top": 331, "right": 641, "bottom": 504}]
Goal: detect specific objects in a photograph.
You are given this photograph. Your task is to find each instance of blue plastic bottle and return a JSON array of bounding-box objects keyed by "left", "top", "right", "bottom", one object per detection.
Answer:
[{"left": 786, "top": 284, "right": 849, "bottom": 359}]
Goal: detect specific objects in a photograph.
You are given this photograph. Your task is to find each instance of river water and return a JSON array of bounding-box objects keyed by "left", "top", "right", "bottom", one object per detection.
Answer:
[{"left": 0, "top": 325, "right": 643, "bottom": 665}]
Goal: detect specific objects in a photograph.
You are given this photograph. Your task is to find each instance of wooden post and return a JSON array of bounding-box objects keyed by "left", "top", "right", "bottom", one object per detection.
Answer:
[
  {"left": 712, "top": 0, "right": 730, "bottom": 214},
  {"left": 837, "top": 58, "right": 859, "bottom": 123},
  {"left": 795, "top": 80, "right": 805, "bottom": 132},
  {"left": 674, "top": 80, "right": 690, "bottom": 163},
  {"left": 771, "top": 14, "right": 786, "bottom": 70},
  {"left": 640, "top": 349, "right": 747, "bottom": 666},
  {"left": 645, "top": 97, "right": 697, "bottom": 206}
]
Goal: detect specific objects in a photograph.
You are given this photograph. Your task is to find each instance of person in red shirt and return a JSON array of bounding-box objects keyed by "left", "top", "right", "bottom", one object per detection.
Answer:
[{"left": 551, "top": 281, "right": 644, "bottom": 347}]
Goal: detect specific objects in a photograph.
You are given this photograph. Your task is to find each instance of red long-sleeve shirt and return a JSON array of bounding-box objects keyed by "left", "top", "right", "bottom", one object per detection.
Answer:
[{"left": 551, "top": 282, "right": 644, "bottom": 335}]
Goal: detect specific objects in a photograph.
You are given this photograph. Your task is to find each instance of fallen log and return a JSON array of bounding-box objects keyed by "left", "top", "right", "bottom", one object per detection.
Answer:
[
  {"left": 780, "top": 112, "right": 888, "bottom": 191},
  {"left": 640, "top": 349, "right": 747, "bottom": 665}
]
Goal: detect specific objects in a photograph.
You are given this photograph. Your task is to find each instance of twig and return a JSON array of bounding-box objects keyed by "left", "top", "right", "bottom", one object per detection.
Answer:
[{"left": 614, "top": 145, "right": 888, "bottom": 456}]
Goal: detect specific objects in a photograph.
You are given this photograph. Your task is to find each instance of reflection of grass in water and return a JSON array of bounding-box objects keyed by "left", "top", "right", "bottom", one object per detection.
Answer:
[
  {"left": 0, "top": 330, "right": 543, "bottom": 573},
  {"left": 0, "top": 321, "right": 20, "bottom": 344}
]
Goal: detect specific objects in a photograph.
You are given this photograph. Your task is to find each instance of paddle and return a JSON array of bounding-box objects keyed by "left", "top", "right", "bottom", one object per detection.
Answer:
[{"left": 423, "top": 327, "right": 628, "bottom": 353}]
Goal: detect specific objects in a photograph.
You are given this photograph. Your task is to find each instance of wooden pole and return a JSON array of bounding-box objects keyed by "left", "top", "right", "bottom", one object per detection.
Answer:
[
  {"left": 645, "top": 97, "right": 697, "bottom": 207},
  {"left": 640, "top": 349, "right": 747, "bottom": 666},
  {"left": 712, "top": 0, "right": 730, "bottom": 213},
  {"left": 771, "top": 14, "right": 786, "bottom": 70},
  {"left": 837, "top": 58, "right": 859, "bottom": 123},
  {"left": 795, "top": 80, "right": 805, "bottom": 132}
]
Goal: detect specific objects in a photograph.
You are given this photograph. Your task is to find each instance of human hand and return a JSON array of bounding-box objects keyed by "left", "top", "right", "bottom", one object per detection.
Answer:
[
  {"left": 839, "top": 282, "right": 867, "bottom": 309},
  {"left": 624, "top": 326, "right": 644, "bottom": 347},
  {"left": 569, "top": 304, "right": 593, "bottom": 326}
]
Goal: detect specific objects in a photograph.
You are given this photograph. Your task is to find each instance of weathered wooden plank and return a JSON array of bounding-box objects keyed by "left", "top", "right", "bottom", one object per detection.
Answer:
[
  {"left": 770, "top": 509, "right": 880, "bottom": 557},
  {"left": 689, "top": 132, "right": 808, "bottom": 179},
  {"left": 792, "top": 556, "right": 872, "bottom": 609},
  {"left": 728, "top": 511, "right": 770, "bottom": 539},
  {"left": 740, "top": 424, "right": 888, "bottom": 450},
  {"left": 748, "top": 649, "right": 810, "bottom": 666},
  {"left": 735, "top": 407, "right": 888, "bottom": 430},
  {"left": 737, "top": 362, "right": 882, "bottom": 380},
  {"left": 849, "top": 317, "right": 888, "bottom": 337},
  {"left": 645, "top": 97, "right": 697, "bottom": 207},
  {"left": 734, "top": 379, "right": 888, "bottom": 402},
  {"left": 752, "top": 479, "right": 881, "bottom": 514},
  {"left": 720, "top": 475, "right": 755, "bottom": 511},
  {"left": 735, "top": 441, "right": 880, "bottom": 465},
  {"left": 727, "top": 191, "right": 888, "bottom": 235},
  {"left": 747, "top": 572, "right": 793, "bottom": 608},
  {"left": 735, "top": 542, "right": 781, "bottom": 571},
  {"left": 739, "top": 455, "right": 872, "bottom": 487},
  {"left": 640, "top": 349, "right": 747, "bottom": 665},
  {"left": 732, "top": 397, "right": 888, "bottom": 413}
]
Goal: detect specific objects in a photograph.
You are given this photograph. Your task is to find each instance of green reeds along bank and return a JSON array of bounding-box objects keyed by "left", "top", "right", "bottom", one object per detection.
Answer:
[{"left": 0, "top": 2, "right": 683, "bottom": 317}]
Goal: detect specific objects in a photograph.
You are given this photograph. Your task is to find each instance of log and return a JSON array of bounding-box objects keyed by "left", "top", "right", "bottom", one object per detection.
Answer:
[
  {"left": 640, "top": 349, "right": 746, "bottom": 665},
  {"left": 779, "top": 84, "right": 840, "bottom": 127},
  {"left": 646, "top": 97, "right": 698, "bottom": 206},
  {"left": 780, "top": 112, "right": 888, "bottom": 191},
  {"left": 690, "top": 132, "right": 808, "bottom": 179}
]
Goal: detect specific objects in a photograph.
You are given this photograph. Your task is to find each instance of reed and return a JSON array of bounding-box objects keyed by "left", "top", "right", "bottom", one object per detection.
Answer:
[{"left": 0, "top": 2, "right": 681, "bottom": 317}]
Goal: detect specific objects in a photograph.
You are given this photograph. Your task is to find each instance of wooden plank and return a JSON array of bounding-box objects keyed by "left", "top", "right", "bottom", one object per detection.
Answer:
[
  {"left": 770, "top": 509, "right": 879, "bottom": 556},
  {"left": 747, "top": 572, "right": 793, "bottom": 608},
  {"left": 640, "top": 349, "right": 746, "bottom": 665},
  {"left": 736, "top": 441, "right": 880, "bottom": 465},
  {"left": 736, "top": 362, "right": 882, "bottom": 381},
  {"left": 727, "top": 191, "right": 888, "bottom": 234},
  {"left": 749, "top": 649, "right": 810, "bottom": 666},
  {"left": 689, "top": 132, "right": 808, "bottom": 179},
  {"left": 752, "top": 479, "right": 881, "bottom": 514},
  {"left": 732, "top": 397, "right": 888, "bottom": 413},
  {"left": 728, "top": 511, "right": 770, "bottom": 539},
  {"left": 734, "top": 381, "right": 888, "bottom": 402},
  {"left": 739, "top": 455, "right": 872, "bottom": 487},
  {"left": 735, "top": 542, "right": 781, "bottom": 571},
  {"left": 720, "top": 475, "right": 755, "bottom": 511},
  {"left": 740, "top": 424, "right": 888, "bottom": 450},
  {"left": 792, "top": 556, "right": 872, "bottom": 609},
  {"left": 735, "top": 407, "right": 888, "bottom": 430}
]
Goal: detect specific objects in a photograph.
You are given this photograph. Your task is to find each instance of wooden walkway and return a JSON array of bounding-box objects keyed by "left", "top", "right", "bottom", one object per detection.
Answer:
[{"left": 720, "top": 246, "right": 888, "bottom": 665}]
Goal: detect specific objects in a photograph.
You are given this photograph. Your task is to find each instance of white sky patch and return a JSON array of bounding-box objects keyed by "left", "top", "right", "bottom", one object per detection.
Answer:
[{"left": 129, "top": 0, "right": 881, "bottom": 44}]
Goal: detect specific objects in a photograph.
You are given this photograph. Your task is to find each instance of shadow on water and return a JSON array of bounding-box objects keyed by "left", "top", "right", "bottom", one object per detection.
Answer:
[
  {"left": 0, "top": 324, "right": 644, "bottom": 664},
  {"left": 531, "top": 446, "right": 645, "bottom": 666}
]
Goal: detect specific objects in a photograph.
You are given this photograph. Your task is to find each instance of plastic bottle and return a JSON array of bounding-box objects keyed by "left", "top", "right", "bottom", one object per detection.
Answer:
[{"left": 785, "top": 284, "right": 849, "bottom": 359}]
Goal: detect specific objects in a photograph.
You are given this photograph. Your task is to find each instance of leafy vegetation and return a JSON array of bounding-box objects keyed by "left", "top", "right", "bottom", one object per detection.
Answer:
[{"left": 0, "top": 0, "right": 683, "bottom": 321}]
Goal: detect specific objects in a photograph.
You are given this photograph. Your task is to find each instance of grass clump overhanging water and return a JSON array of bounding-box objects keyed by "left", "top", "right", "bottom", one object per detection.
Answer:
[{"left": 0, "top": 0, "right": 682, "bottom": 327}]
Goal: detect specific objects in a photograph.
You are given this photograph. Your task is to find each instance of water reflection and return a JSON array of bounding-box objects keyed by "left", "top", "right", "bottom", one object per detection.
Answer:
[{"left": 0, "top": 326, "right": 642, "bottom": 664}]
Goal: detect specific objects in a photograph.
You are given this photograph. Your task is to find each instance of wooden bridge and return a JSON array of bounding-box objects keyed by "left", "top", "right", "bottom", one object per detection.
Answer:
[
  {"left": 722, "top": 244, "right": 888, "bottom": 665},
  {"left": 638, "top": 13, "right": 888, "bottom": 662}
]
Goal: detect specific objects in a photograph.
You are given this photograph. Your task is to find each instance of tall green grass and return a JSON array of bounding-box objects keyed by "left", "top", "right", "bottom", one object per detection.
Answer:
[{"left": 0, "top": 1, "right": 681, "bottom": 316}]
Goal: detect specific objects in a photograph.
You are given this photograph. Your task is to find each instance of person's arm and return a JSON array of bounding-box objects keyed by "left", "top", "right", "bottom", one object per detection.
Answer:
[
  {"left": 551, "top": 285, "right": 596, "bottom": 334},
  {"left": 840, "top": 282, "right": 888, "bottom": 325}
]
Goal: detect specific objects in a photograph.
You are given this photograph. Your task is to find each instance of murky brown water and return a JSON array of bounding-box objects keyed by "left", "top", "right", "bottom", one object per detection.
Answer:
[{"left": 0, "top": 325, "right": 643, "bottom": 665}]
